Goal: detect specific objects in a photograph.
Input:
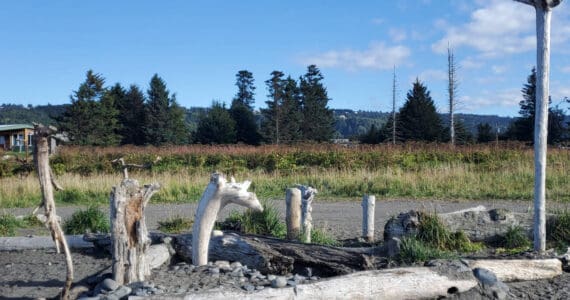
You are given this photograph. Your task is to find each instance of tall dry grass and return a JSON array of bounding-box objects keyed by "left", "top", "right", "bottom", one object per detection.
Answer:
[{"left": 1, "top": 143, "right": 568, "bottom": 208}]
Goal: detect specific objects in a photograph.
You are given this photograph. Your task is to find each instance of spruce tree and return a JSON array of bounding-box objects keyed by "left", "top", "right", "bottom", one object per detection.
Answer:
[
  {"left": 299, "top": 65, "right": 334, "bottom": 142},
  {"left": 280, "top": 77, "right": 303, "bottom": 143},
  {"left": 261, "top": 71, "right": 285, "bottom": 144},
  {"left": 117, "top": 85, "right": 147, "bottom": 145},
  {"left": 398, "top": 79, "right": 444, "bottom": 142},
  {"left": 57, "top": 70, "right": 120, "bottom": 146},
  {"left": 477, "top": 123, "right": 495, "bottom": 143},
  {"left": 194, "top": 101, "right": 236, "bottom": 144},
  {"left": 505, "top": 67, "right": 565, "bottom": 144},
  {"left": 144, "top": 74, "right": 188, "bottom": 145},
  {"left": 230, "top": 70, "right": 261, "bottom": 145}
]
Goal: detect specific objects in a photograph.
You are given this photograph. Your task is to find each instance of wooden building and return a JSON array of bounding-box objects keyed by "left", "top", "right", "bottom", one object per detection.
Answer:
[{"left": 0, "top": 124, "right": 34, "bottom": 152}]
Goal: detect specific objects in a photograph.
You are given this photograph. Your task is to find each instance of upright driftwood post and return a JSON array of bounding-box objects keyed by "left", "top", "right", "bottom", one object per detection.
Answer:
[
  {"left": 192, "top": 173, "right": 263, "bottom": 266},
  {"left": 297, "top": 185, "right": 317, "bottom": 243},
  {"left": 33, "top": 125, "right": 73, "bottom": 299},
  {"left": 362, "top": 195, "right": 376, "bottom": 242},
  {"left": 110, "top": 177, "right": 160, "bottom": 285},
  {"left": 513, "top": 0, "right": 562, "bottom": 252},
  {"left": 285, "top": 188, "right": 302, "bottom": 240}
]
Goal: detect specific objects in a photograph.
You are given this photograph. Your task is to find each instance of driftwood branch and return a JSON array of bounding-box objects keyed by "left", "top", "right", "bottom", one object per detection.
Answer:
[
  {"left": 112, "top": 157, "right": 161, "bottom": 179},
  {"left": 33, "top": 124, "right": 73, "bottom": 300}
]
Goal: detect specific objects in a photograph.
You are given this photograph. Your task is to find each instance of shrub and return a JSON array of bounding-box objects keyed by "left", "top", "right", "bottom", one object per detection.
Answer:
[
  {"left": 0, "top": 214, "right": 22, "bottom": 236},
  {"left": 158, "top": 216, "right": 194, "bottom": 234},
  {"left": 63, "top": 206, "right": 109, "bottom": 234}
]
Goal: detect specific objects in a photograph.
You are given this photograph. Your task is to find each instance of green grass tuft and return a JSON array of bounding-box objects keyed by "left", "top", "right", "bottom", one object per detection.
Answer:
[
  {"left": 398, "top": 236, "right": 456, "bottom": 264},
  {"left": 63, "top": 205, "right": 110, "bottom": 234},
  {"left": 309, "top": 228, "right": 340, "bottom": 246},
  {"left": 503, "top": 226, "right": 531, "bottom": 249},
  {"left": 0, "top": 214, "right": 23, "bottom": 236},
  {"left": 158, "top": 216, "right": 194, "bottom": 234},
  {"left": 221, "top": 201, "right": 286, "bottom": 238}
]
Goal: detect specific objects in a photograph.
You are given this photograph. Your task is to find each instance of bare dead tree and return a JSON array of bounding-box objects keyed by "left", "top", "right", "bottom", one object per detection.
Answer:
[
  {"left": 33, "top": 124, "right": 73, "bottom": 299},
  {"left": 392, "top": 66, "right": 398, "bottom": 145},
  {"left": 513, "top": 0, "right": 563, "bottom": 252},
  {"left": 448, "top": 46, "right": 458, "bottom": 147}
]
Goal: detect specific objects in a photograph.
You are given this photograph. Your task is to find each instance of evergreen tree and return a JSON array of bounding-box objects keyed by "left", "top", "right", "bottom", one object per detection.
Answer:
[
  {"left": 230, "top": 70, "right": 261, "bottom": 145},
  {"left": 57, "top": 70, "right": 120, "bottom": 146},
  {"left": 398, "top": 79, "right": 444, "bottom": 142},
  {"left": 359, "top": 124, "right": 384, "bottom": 144},
  {"left": 504, "top": 67, "right": 565, "bottom": 144},
  {"left": 194, "top": 101, "right": 236, "bottom": 144},
  {"left": 261, "top": 71, "right": 285, "bottom": 144},
  {"left": 299, "top": 65, "right": 335, "bottom": 142},
  {"left": 232, "top": 70, "right": 256, "bottom": 110},
  {"left": 476, "top": 123, "right": 495, "bottom": 143},
  {"left": 117, "top": 85, "right": 147, "bottom": 145},
  {"left": 144, "top": 74, "right": 188, "bottom": 145},
  {"left": 280, "top": 77, "right": 303, "bottom": 143}
]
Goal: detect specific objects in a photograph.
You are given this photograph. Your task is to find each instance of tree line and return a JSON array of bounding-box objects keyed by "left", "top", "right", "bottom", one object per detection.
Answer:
[
  {"left": 55, "top": 65, "right": 335, "bottom": 146},
  {"left": 359, "top": 67, "right": 569, "bottom": 145}
]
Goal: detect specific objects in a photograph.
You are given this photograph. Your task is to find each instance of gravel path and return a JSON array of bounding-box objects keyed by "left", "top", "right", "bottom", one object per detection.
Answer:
[
  {"left": 1, "top": 199, "right": 569, "bottom": 299},
  {"left": 5, "top": 198, "right": 548, "bottom": 240}
]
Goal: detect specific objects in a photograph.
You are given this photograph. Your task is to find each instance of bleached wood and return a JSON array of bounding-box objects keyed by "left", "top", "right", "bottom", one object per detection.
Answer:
[
  {"left": 513, "top": 0, "right": 562, "bottom": 253},
  {"left": 362, "top": 195, "right": 376, "bottom": 242},
  {"left": 468, "top": 259, "right": 562, "bottom": 282},
  {"left": 285, "top": 188, "right": 302, "bottom": 240},
  {"left": 33, "top": 125, "right": 74, "bottom": 299},
  {"left": 297, "top": 185, "right": 317, "bottom": 243},
  {"left": 110, "top": 179, "right": 160, "bottom": 285},
  {"left": 192, "top": 173, "right": 262, "bottom": 266},
  {"left": 130, "top": 267, "right": 476, "bottom": 300}
]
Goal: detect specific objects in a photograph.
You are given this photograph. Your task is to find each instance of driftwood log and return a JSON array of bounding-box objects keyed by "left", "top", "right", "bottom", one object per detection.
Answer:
[
  {"left": 174, "top": 233, "right": 397, "bottom": 276},
  {"left": 384, "top": 206, "right": 553, "bottom": 243},
  {"left": 33, "top": 124, "right": 74, "bottom": 300},
  {"left": 192, "top": 173, "right": 263, "bottom": 266},
  {"left": 110, "top": 178, "right": 160, "bottom": 285}
]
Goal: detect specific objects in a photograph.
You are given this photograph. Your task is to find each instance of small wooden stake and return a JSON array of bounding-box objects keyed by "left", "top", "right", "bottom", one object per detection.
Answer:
[
  {"left": 285, "top": 188, "right": 302, "bottom": 240},
  {"left": 297, "top": 185, "right": 317, "bottom": 243},
  {"left": 362, "top": 195, "right": 376, "bottom": 242}
]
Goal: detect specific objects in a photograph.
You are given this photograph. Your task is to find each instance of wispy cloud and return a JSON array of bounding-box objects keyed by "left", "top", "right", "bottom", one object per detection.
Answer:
[
  {"left": 432, "top": 0, "right": 535, "bottom": 57},
  {"left": 300, "top": 42, "right": 411, "bottom": 71},
  {"left": 462, "top": 88, "right": 521, "bottom": 114},
  {"left": 388, "top": 28, "right": 407, "bottom": 42},
  {"left": 415, "top": 69, "right": 447, "bottom": 83}
]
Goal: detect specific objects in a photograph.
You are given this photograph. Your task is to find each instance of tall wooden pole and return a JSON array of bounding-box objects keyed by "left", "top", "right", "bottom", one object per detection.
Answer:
[{"left": 513, "top": 0, "right": 562, "bottom": 252}]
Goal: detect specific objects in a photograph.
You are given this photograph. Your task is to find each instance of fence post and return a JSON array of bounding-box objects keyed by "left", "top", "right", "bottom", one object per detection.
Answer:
[
  {"left": 362, "top": 195, "right": 376, "bottom": 242},
  {"left": 286, "top": 188, "right": 302, "bottom": 240}
]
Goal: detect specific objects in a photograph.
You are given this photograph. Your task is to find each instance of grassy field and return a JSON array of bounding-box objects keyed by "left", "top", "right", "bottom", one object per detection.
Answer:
[{"left": 1, "top": 143, "right": 569, "bottom": 208}]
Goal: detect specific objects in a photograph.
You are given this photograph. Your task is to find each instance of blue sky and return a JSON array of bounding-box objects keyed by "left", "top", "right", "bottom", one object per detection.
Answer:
[{"left": 1, "top": 0, "right": 569, "bottom": 117}]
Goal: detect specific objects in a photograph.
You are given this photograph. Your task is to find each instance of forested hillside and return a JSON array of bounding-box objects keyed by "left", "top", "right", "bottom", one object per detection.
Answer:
[{"left": 0, "top": 103, "right": 520, "bottom": 140}]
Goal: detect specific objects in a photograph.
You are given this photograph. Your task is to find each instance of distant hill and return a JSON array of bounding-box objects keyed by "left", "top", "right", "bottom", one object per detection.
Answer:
[
  {"left": 0, "top": 103, "right": 67, "bottom": 126},
  {"left": 0, "top": 103, "right": 530, "bottom": 139}
]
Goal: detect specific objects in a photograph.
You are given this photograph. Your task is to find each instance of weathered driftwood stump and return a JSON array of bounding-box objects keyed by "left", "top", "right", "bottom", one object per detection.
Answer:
[
  {"left": 110, "top": 178, "right": 160, "bottom": 285},
  {"left": 192, "top": 173, "right": 263, "bottom": 266},
  {"left": 285, "top": 187, "right": 302, "bottom": 241},
  {"left": 33, "top": 124, "right": 74, "bottom": 299},
  {"left": 175, "top": 233, "right": 393, "bottom": 276},
  {"left": 362, "top": 195, "right": 376, "bottom": 242},
  {"left": 297, "top": 185, "right": 317, "bottom": 243},
  {"left": 384, "top": 206, "right": 553, "bottom": 243}
]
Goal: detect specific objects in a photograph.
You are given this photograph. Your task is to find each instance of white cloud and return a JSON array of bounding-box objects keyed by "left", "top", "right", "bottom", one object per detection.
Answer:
[
  {"left": 461, "top": 57, "right": 483, "bottom": 69},
  {"left": 415, "top": 69, "right": 447, "bottom": 83},
  {"left": 432, "top": 0, "right": 535, "bottom": 57},
  {"left": 389, "top": 28, "right": 407, "bottom": 42},
  {"left": 300, "top": 42, "right": 411, "bottom": 71},
  {"left": 462, "top": 88, "right": 521, "bottom": 113},
  {"left": 561, "top": 66, "right": 570, "bottom": 73}
]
